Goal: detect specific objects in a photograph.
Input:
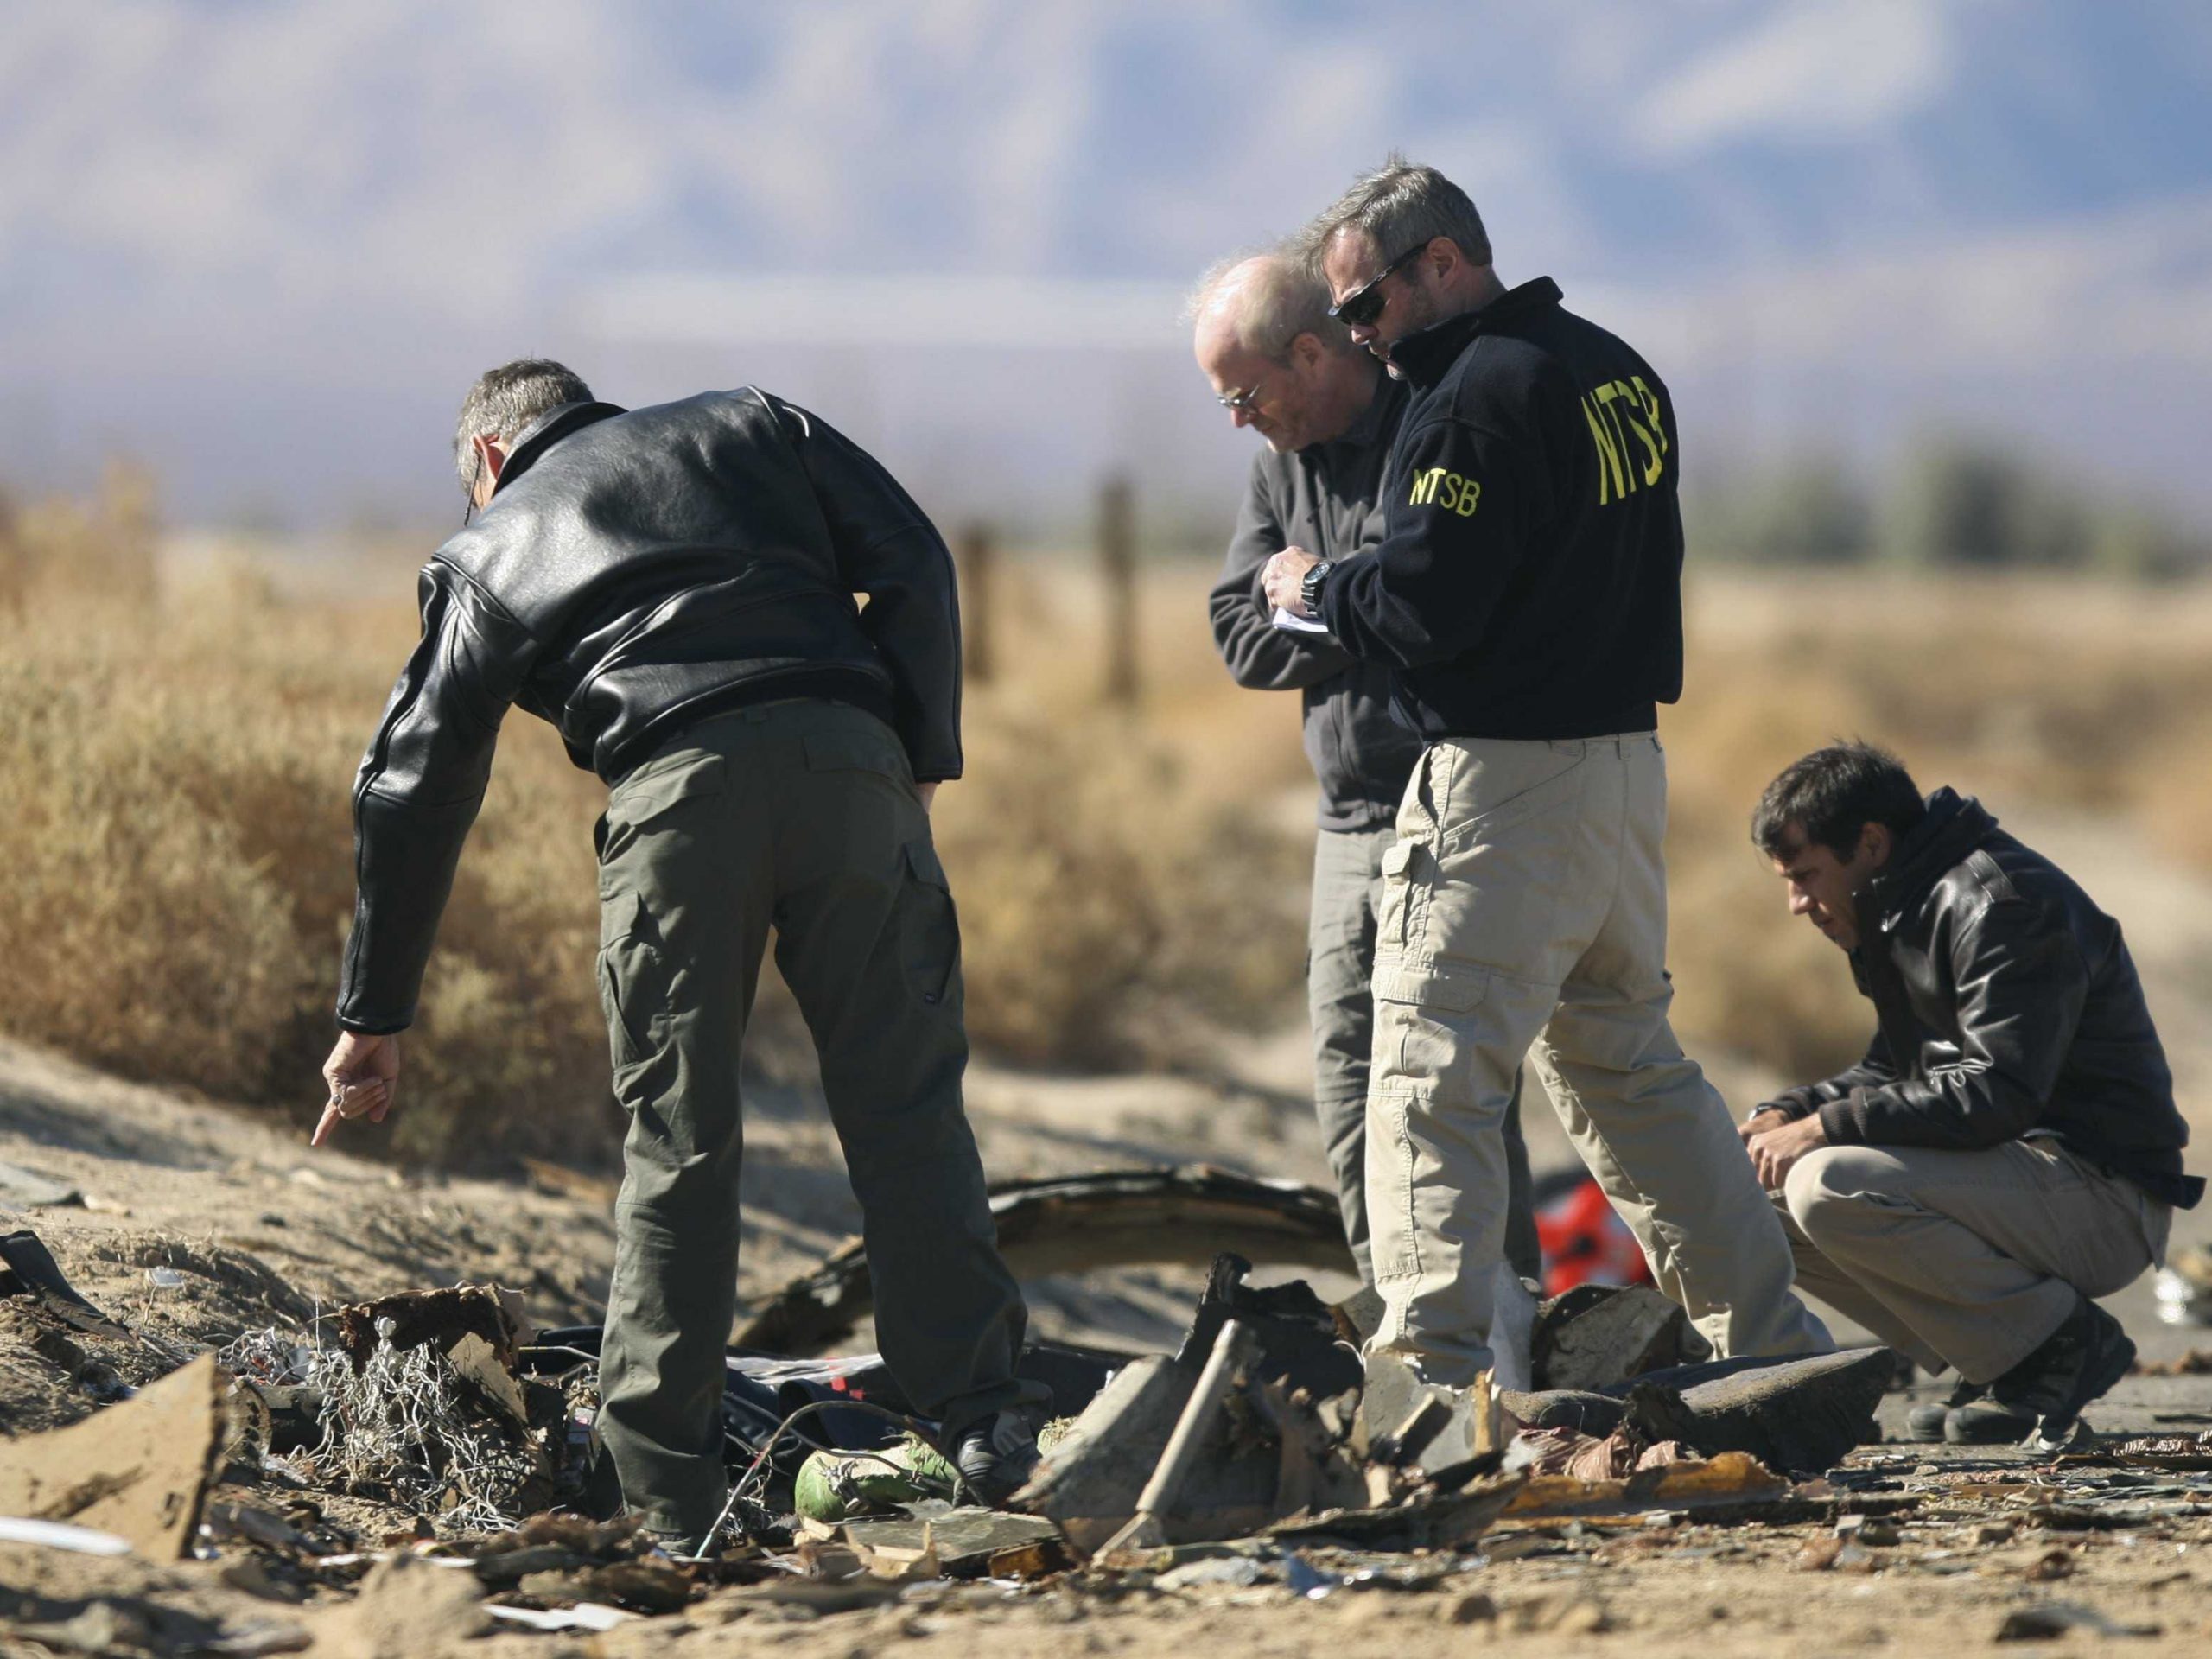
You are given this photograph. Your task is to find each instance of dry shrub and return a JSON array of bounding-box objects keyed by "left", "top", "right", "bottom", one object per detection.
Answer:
[
  {"left": 0, "top": 533, "right": 1312, "bottom": 1166},
  {"left": 1659, "top": 571, "right": 2212, "bottom": 1084},
  {"left": 937, "top": 699, "right": 1306, "bottom": 1068},
  {"left": 0, "top": 553, "right": 613, "bottom": 1170}
]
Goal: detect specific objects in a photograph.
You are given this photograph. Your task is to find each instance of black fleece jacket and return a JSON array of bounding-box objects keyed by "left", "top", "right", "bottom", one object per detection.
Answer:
[
  {"left": 1762, "top": 790, "right": 2201, "bottom": 1210},
  {"left": 1317, "top": 277, "right": 1684, "bottom": 741}
]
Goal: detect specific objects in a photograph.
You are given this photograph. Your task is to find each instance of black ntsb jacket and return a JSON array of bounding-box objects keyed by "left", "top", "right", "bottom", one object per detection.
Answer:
[
  {"left": 337, "top": 390, "right": 962, "bottom": 1034},
  {"left": 1318, "top": 277, "right": 1684, "bottom": 741},
  {"left": 1761, "top": 790, "right": 2202, "bottom": 1211}
]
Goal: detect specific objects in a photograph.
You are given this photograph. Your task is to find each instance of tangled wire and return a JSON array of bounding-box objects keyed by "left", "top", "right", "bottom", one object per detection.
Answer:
[{"left": 220, "top": 1318, "right": 541, "bottom": 1536}]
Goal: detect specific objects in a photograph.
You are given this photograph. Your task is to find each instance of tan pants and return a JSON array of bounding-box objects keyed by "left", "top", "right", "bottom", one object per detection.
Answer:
[
  {"left": 1364, "top": 733, "right": 1832, "bottom": 1383},
  {"left": 1778, "top": 1138, "right": 2170, "bottom": 1382}
]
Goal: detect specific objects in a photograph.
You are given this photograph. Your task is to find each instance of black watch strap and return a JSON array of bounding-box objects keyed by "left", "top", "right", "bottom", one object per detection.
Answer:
[{"left": 1301, "top": 558, "right": 1334, "bottom": 616}]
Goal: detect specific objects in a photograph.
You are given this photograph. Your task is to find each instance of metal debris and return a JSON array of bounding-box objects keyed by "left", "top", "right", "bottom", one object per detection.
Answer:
[{"left": 738, "top": 1167, "right": 1356, "bottom": 1355}]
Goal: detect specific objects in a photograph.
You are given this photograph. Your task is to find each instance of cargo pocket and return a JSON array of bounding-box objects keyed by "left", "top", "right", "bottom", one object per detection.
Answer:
[
  {"left": 1376, "top": 837, "right": 1439, "bottom": 960},
  {"left": 1370, "top": 960, "right": 1492, "bottom": 1092},
  {"left": 898, "top": 838, "right": 961, "bottom": 1010},
  {"left": 597, "top": 892, "right": 672, "bottom": 1104}
]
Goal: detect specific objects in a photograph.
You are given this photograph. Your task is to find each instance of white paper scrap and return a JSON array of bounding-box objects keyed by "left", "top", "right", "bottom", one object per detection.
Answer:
[
  {"left": 1271, "top": 607, "right": 1332, "bottom": 635},
  {"left": 487, "top": 1602, "right": 637, "bottom": 1631}
]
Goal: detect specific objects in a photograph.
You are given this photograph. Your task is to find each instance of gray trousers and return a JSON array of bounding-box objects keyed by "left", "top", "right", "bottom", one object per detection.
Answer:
[
  {"left": 1311, "top": 823, "right": 1538, "bottom": 1287},
  {"left": 1778, "top": 1137, "right": 2170, "bottom": 1382},
  {"left": 593, "top": 698, "right": 1036, "bottom": 1537}
]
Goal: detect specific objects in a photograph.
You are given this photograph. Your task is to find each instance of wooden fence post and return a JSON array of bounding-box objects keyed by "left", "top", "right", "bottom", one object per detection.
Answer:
[
  {"left": 1099, "top": 474, "right": 1138, "bottom": 707},
  {"left": 957, "top": 522, "right": 995, "bottom": 685}
]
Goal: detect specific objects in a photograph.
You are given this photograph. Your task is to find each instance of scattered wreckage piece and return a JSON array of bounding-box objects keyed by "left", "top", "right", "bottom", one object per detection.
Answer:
[
  {"left": 1357, "top": 1352, "right": 1503, "bottom": 1480},
  {"left": 1497, "top": 1449, "right": 1791, "bottom": 1525},
  {"left": 1100, "top": 1319, "right": 1261, "bottom": 1554},
  {"left": 332, "top": 1283, "right": 531, "bottom": 1373},
  {"left": 222, "top": 1285, "right": 573, "bottom": 1535},
  {"left": 1529, "top": 1283, "right": 1711, "bottom": 1391},
  {"left": 736, "top": 1166, "right": 1357, "bottom": 1355},
  {"left": 1019, "top": 1255, "right": 1373, "bottom": 1557},
  {"left": 833, "top": 1506, "right": 1063, "bottom": 1579},
  {"left": 0, "top": 1353, "right": 226, "bottom": 1559},
  {"left": 1619, "top": 1346, "right": 1895, "bottom": 1474},
  {"left": 2056, "top": 1431, "right": 2212, "bottom": 1473},
  {"left": 1266, "top": 1471, "right": 1529, "bottom": 1553},
  {"left": 1017, "top": 1351, "right": 1281, "bottom": 1556},
  {"left": 0, "top": 1228, "right": 130, "bottom": 1341}
]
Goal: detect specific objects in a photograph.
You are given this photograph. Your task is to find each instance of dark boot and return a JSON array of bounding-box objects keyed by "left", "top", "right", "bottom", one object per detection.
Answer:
[
  {"left": 1943, "top": 1390, "right": 2039, "bottom": 1445},
  {"left": 953, "top": 1402, "right": 1047, "bottom": 1506},
  {"left": 1906, "top": 1378, "right": 1985, "bottom": 1442},
  {"left": 1986, "top": 1296, "right": 2136, "bottom": 1452}
]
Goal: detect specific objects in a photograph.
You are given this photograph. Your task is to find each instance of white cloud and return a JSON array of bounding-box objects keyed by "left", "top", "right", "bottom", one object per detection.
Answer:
[{"left": 1635, "top": 0, "right": 1951, "bottom": 156}]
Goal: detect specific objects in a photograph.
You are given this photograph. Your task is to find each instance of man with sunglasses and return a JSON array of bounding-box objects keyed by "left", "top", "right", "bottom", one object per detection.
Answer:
[
  {"left": 315, "top": 359, "right": 1048, "bottom": 1551},
  {"left": 1262, "top": 157, "right": 1831, "bottom": 1388},
  {"left": 1191, "top": 248, "right": 1541, "bottom": 1291}
]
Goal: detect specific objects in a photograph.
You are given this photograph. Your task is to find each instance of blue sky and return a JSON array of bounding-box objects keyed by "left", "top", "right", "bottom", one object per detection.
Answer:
[{"left": 3, "top": 1, "right": 2209, "bottom": 530}]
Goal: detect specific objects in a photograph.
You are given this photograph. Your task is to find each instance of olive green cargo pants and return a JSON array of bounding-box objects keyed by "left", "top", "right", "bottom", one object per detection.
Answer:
[{"left": 593, "top": 698, "right": 1035, "bottom": 1538}]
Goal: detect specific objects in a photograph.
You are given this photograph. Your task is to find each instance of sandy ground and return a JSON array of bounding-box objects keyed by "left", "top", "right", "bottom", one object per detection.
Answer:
[{"left": 3, "top": 795, "right": 2210, "bottom": 1652}]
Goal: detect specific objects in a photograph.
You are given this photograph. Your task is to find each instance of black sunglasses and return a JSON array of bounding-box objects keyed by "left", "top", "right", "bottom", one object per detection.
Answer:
[{"left": 1329, "top": 240, "right": 1430, "bottom": 328}]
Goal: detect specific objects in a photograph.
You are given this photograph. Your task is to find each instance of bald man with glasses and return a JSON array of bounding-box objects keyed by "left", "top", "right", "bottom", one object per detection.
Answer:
[{"left": 1190, "top": 245, "right": 1541, "bottom": 1289}]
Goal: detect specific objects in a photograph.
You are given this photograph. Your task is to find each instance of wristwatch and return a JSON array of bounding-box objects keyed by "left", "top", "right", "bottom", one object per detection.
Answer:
[{"left": 1300, "top": 558, "right": 1334, "bottom": 619}]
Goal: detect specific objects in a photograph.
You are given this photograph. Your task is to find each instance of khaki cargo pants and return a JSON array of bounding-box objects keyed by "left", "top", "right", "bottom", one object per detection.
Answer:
[
  {"left": 1365, "top": 732, "right": 1832, "bottom": 1383},
  {"left": 1778, "top": 1136, "right": 2170, "bottom": 1381},
  {"left": 593, "top": 698, "right": 1035, "bottom": 1538},
  {"left": 1310, "top": 823, "right": 1540, "bottom": 1287}
]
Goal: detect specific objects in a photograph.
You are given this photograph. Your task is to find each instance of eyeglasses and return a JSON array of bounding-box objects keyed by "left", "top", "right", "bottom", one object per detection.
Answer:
[
  {"left": 1216, "top": 378, "right": 1268, "bottom": 414},
  {"left": 1329, "top": 240, "right": 1430, "bottom": 328}
]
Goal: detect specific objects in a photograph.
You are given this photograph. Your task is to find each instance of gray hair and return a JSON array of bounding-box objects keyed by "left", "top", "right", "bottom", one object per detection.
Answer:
[
  {"left": 1301, "top": 152, "right": 1491, "bottom": 270},
  {"left": 454, "top": 359, "right": 594, "bottom": 494},
  {"left": 1184, "top": 245, "right": 1354, "bottom": 362}
]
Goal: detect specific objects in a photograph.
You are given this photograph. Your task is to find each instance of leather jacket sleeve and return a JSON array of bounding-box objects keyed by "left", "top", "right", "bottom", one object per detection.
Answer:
[
  {"left": 778, "top": 401, "right": 963, "bottom": 780},
  {"left": 1209, "top": 458, "right": 1354, "bottom": 692},
  {"left": 1756, "top": 1028, "right": 1900, "bottom": 1122},
  {"left": 1817, "top": 894, "right": 2088, "bottom": 1150},
  {"left": 336, "top": 563, "right": 537, "bottom": 1033}
]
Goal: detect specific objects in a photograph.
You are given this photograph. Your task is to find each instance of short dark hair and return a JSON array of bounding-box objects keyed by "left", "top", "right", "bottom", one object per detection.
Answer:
[
  {"left": 1751, "top": 742, "right": 1927, "bottom": 860},
  {"left": 454, "top": 359, "right": 593, "bottom": 495}
]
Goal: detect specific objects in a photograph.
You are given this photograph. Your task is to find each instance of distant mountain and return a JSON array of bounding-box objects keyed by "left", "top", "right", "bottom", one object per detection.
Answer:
[{"left": 0, "top": 0, "right": 2206, "bottom": 529}]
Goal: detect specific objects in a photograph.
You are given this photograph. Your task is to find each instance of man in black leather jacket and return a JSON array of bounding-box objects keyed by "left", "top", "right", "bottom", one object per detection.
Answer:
[
  {"left": 1745, "top": 742, "right": 2202, "bottom": 1447},
  {"left": 313, "top": 359, "right": 1045, "bottom": 1547}
]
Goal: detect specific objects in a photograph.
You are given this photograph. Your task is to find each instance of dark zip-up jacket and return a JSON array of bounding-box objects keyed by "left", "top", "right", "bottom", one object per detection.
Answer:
[
  {"left": 1206, "top": 372, "right": 1421, "bottom": 831},
  {"left": 1761, "top": 790, "right": 2202, "bottom": 1210},
  {"left": 1317, "top": 277, "right": 1684, "bottom": 741},
  {"left": 337, "top": 389, "right": 961, "bottom": 1034}
]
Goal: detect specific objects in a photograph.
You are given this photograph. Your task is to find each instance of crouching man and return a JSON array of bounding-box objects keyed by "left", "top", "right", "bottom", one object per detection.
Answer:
[
  {"left": 315, "top": 360, "right": 1046, "bottom": 1549},
  {"left": 1744, "top": 743, "right": 2202, "bottom": 1446}
]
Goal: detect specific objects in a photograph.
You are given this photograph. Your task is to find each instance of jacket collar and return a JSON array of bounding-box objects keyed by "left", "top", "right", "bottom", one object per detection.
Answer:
[
  {"left": 493, "top": 400, "right": 627, "bottom": 497},
  {"left": 1308, "top": 363, "right": 1406, "bottom": 460},
  {"left": 1386, "top": 276, "right": 1564, "bottom": 391},
  {"left": 1859, "top": 787, "right": 1999, "bottom": 935}
]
